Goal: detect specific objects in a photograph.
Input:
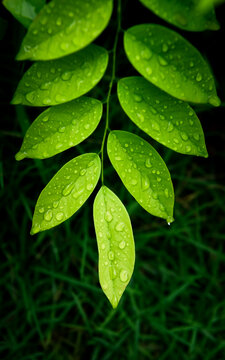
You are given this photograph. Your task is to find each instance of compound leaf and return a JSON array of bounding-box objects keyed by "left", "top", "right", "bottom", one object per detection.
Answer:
[
  {"left": 118, "top": 77, "right": 208, "bottom": 157},
  {"left": 107, "top": 131, "right": 174, "bottom": 223},
  {"left": 15, "top": 97, "right": 103, "bottom": 160},
  {"left": 93, "top": 186, "right": 135, "bottom": 309},
  {"left": 3, "top": 0, "right": 45, "bottom": 28},
  {"left": 11, "top": 44, "right": 108, "bottom": 107},
  {"left": 139, "top": 0, "right": 219, "bottom": 32},
  {"left": 124, "top": 24, "right": 220, "bottom": 106},
  {"left": 31, "top": 153, "right": 101, "bottom": 234},
  {"left": 16, "top": 0, "right": 113, "bottom": 60}
]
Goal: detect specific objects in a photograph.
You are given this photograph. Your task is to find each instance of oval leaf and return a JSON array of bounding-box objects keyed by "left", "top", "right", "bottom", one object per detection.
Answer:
[
  {"left": 139, "top": 0, "right": 219, "bottom": 32},
  {"left": 16, "top": 0, "right": 113, "bottom": 60},
  {"left": 124, "top": 24, "right": 220, "bottom": 106},
  {"left": 93, "top": 186, "right": 135, "bottom": 309},
  {"left": 107, "top": 131, "right": 174, "bottom": 223},
  {"left": 118, "top": 77, "right": 208, "bottom": 157},
  {"left": 31, "top": 153, "right": 101, "bottom": 234},
  {"left": 11, "top": 44, "right": 108, "bottom": 107},
  {"left": 15, "top": 97, "right": 103, "bottom": 160},
  {"left": 3, "top": 0, "right": 45, "bottom": 28}
]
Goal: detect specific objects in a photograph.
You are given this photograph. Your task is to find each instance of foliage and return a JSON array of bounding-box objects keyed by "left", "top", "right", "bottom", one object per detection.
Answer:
[{"left": 4, "top": 0, "right": 222, "bottom": 308}]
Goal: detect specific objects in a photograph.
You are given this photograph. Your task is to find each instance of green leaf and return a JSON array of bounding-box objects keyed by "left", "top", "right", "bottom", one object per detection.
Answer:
[
  {"left": 16, "top": 0, "right": 113, "bottom": 60},
  {"left": 11, "top": 44, "right": 108, "bottom": 107},
  {"left": 118, "top": 77, "right": 208, "bottom": 157},
  {"left": 93, "top": 186, "right": 135, "bottom": 309},
  {"left": 15, "top": 97, "right": 103, "bottom": 160},
  {"left": 31, "top": 153, "right": 101, "bottom": 234},
  {"left": 107, "top": 131, "right": 174, "bottom": 223},
  {"left": 3, "top": 0, "right": 45, "bottom": 28},
  {"left": 139, "top": 0, "right": 219, "bottom": 31},
  {"left": 124, "top": 24, "right": 221, "bottom": 106}
]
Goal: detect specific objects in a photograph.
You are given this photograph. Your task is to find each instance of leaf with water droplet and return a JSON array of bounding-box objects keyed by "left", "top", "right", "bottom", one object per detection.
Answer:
[
  {"left": 16, "top": 0, "right": 113, "bottom": 60},
  {"left": 139, "top": 0, "right": 219, "bottom": 31},
  {"left": 124, "top": 24, "right": 220, "bottom": 106},
  {"left": 11, "top": 44, "right": 108, "bottom": 106},
  {"left": 118, "top": 77, "right": 208, "bottom": 157},
  {"left": 107, "top": 131, "right": 174, "bottom": 222},
  {"left": 3, "top": 0, "right": 45, "bottom": 28},
  {"left": 93, "top": 186, "right": 135, "bottom": 309},
  {"left": 31, "top": 153, "right": 101, "bottom": 234},
  {"left": 15, "top": 97, "right": 103, "bottom": 160}
]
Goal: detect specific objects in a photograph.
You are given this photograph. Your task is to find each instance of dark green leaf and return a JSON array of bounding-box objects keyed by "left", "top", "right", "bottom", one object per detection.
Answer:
[
  {"left": 3, "top": 0, "right": 45, "bottom": 28},
  {"left": 93, "top": 186, "right": 135, "bottom": 308},
  {"left": 11, "top": 44, "right": 108, "bottom": 107}
]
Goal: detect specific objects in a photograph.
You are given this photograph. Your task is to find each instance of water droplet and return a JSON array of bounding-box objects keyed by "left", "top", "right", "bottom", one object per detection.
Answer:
[
  {"left": 56, "top": 17, "right": 62, "bottom": 26},
  {"left": 185, "top": 145, "right": 191, "bottom": 152},
  {"left": 167, "top": 122, "right": 174, "bottom": 132},
  {"left": 167, "top": 216, "right": 174, "bottom": 225},
  {"left": 62, "top": 182, "right": 74, "bottom": 196},
  {"left": 137, "top": 113, "right": 145, "bottom": 122},
  {"left": 164, "top": 188, "right": 169, "bottom": 198},
  {"left": 131, "top": 179, "right": 137, "bottom": 186},
  {"left": 56, "top": 212, "right": 64, "bottom": 221},
  {"left": 141, "top": 48, "right": 152, "bottom": 60},
  {"left": 158, "top": 55, "right": 168, "bottom": 66},
  {"left": 119, "top": 240, "right": 126, "bottom": 249},
  {"left": 134, "top": 94, "right": 142, "bottom": 102},
  {"left": 108, "top": 251, "right": 115, "bottom": 261},
  {"left": 146, "top": 67, "right": 152, "bottom": 75},
  {"left": 43, "top": 98, "right": 51, "bottom": 105},
  {"left": 162, "top": 43, "right": 168, "bottom": 52},
  {"left": 42, "top": 115, "right": 49, "bottom": 122},
  {"left": 120, "top": 269, "right": 129, "bottom": 282},
  {"left": 181, "top": 132, "right": 188, "bottom": 141},
  {"left": 141, "top": 174, "right": 150, "bottom": 190},
  {"left": 44, "top": 210, "right": 53, "bottom": 221},
  {"left": 53, "top": 201, "right": 59, "bottom": 208},
  {"left": 193, "top": 134, "right": 200, "bottom": 141},
  {"left": 80, "top": 169, "right": 86, "bottom": 176},
  {"left": 115, "top": 156, "right": 122, "bottom": 161},
  {"left": 152, "top": 120, "right": 160, "bottom": 131},
  {"left": 39, "top": 207, "right": 45, "bottom": 214},
  {"left": 115, "top": 222, "right": 125, "bottom": 232},
  {"left": 59, "top": 126, "right": 65, "bottom": 133},
  {"left": 189, "top": 61, "right": 194, "bottom": 67},
  {"left": 157, "top": 177, "right": 161, "bottom": 182},
  {"left": 109, "top": 266, "right": 117, "bottom": 280},
  {"left": 61, "top": 72, "right": 72, "bottom": 81},
  {"left": 72, "top": 188, "right": 84, "bottom": 199},
  {"left": 145, "top": 158, "right": 152, "bottom": 168},
  {"left": 101, "top": 244, "right": 105, "bottom": 250},
  {"left": 196, "top": 73, "right": 202, "bottom": 82},
  {"left": 105, "top": 210, "right": 113, "bottom": 222},
  {"left": 84, "top": 124, "right": 90, "bottom": 130},
  {"left": 86, "top": 183, "right": 93, "bottom": 191}
]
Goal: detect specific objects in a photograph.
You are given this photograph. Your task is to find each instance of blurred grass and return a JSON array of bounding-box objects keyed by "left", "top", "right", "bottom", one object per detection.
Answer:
[{"left": 1, "top": 1, "right": 225, "bottom": 360}]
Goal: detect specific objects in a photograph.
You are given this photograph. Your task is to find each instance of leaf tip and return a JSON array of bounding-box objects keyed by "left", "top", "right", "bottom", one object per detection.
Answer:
[
  {"left": 15, "top": 151, "right": 26, "bottom": 161},
  {"left": 208, "top": 95, "right": 221, "bottom": 107},
  {"left": 167, "top": 216, "right": 174, "bottom": 226},
  {"left": 11, "top": 94, "right": 22, "bottom": 105},
  {"left": 110, "top": 294, "right": 119, "bottom": 309},
  {"left": 30, "top": 224, "right": 40, "bottom": 235},
  {"left": 15, "top": 48, "right": 29, "bottom": 61}
]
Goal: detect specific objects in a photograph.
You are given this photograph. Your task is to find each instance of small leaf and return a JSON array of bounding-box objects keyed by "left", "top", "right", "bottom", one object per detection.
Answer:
[
  {"left": 107, "top": 131, "right": 174, "bottom": 223},
  {"left": 139, "top": 0, "right": 219, "bottom": 31},
  {"left": 16, "top": 0, "right": 113, "bottom": 60},
  {"left": 93, "top": 186, "right": 135, "bottom": 309},
  {"left": 11, "top": 44, "right": 108, "bottom": 107},
  {"left": 118, "top": 77, "right": 208, "bottom": 157},
  {"left": 31, "top": 153, "right": 101, "bottom": 234},
  {"left": 15, "top": 97, "right": 103, "bottom": 160},
  {"left": 3, "top": 0, "right": 45, "bottom": 28},
  {"left": 124, "top": 24, "right": 220, "bottom": 106}
]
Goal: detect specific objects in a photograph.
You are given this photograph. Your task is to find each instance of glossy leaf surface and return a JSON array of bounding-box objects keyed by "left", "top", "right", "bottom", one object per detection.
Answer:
[
  {"left": 139, "top": 0, "right": 219, "bottom": 31},
  {"left": 11, "top": 44, "right": 108, "bottom": 107},
  {"left": 16, "top": 0, "right": 113, "bottom": 60},
  {"left": 31, "top": 153, "right": 101, "bottom": 234},
  {"left": 107, "top": 131, "right": 174, "bottom": 223},
  {"left": 118, "top": 77, "right": 208, "bottom": 157},
  {"left": 124, "top": 24, "right": 220, "bottom": 106},
  {"left": 3, "top": 0, "right": 45, "bottom": 28},
  {"left": 93, "top": 186, "right": 135, "bottom": 309},
  {"left": 15, "top": 97, "right": 103, "bottom": 160}
]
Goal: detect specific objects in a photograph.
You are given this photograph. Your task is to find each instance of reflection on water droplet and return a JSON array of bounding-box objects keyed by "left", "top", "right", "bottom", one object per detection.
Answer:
[
  {"left": 141, "top": 174, "right": 150, "bottom": 190},
  {"left": 119, "top": 240, "right": 126, "bottom": 249},
  {"left": 145, "top": 158, "right": 152, "bottom": 168},
  {"left": 109, "top": 266, "right": 117, "bottom": 280},
  {"left": 108, "top": 251, "right": 114, "bottom": 261},
  {"left": 62, "top": 183, "right": 74, "bottom": 196},
  {"left": 115, "top": 222, "right": 125, "bottom": 232},
  {"left": 44, "top": 210, "right": 53, "bottom": 221},
  {"left": 56, "top": 212, "right": 64, "bottom": 221},
  {"left": 39, "top": 207, "right": 44, "bottom": 214},
  {"left": 120, "top": 269, "right": 128, "bottom": 282},
  {"left": 105, "top": 211, "right": 113, "bottom": 222},
  {"left": 80, "top": 169, "right": 86, "bottom": 176}
]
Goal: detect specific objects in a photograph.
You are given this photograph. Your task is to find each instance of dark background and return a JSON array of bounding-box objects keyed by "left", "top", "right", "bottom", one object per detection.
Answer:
[{"left": 1, "top": 1, "right": 225, "bottom": 359}]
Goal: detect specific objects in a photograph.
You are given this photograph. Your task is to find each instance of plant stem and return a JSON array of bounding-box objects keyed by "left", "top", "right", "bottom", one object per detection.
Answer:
[{"left": 100, "top": 0, "right": 121, "bottom": 184}]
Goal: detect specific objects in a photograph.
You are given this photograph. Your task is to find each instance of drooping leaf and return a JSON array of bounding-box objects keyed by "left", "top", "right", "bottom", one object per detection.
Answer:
[
  {"left": 139, "top": 0, "right": 219, "bottom": 32},
  {"left": 11, "top": 44, "right": 108, "bottom": 107},
  {"left": 31, "top": 153, "right": 101, "bottom": 234},
  {"left": 107, "top": 131, "right": 174, "bottom": 223},
  {"left": 16, "top": 0, "right": 113, "bottom": 60},
  {"left": 118, "top": 77, "right": 208, "bottom": 157},
  {"left": 93, "top": 186, "right": 135, "bottom": 309},
  {"left": 124, "top": 24, "right": 221, "bottom": 106},
  {"left": 3, "top": 0, "right": 45, "bottom": 28},
  {"left": 15, "top": 97, "right": 103, "bottom": 160}
]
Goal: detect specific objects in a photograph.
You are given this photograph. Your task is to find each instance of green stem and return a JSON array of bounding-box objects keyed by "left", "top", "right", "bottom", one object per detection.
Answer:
[{"left": 100, "top": 0, "right": 121, "bottom": 184}]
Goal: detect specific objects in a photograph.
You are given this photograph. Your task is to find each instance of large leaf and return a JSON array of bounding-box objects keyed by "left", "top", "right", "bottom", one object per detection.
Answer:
[
  {"left": 15, "top": 97, "right": 103, "bottom": 160},
  {"left": 93, "top": 186, "right": 135, "bottom": 308},
  {"left": 107, "top": 131, "right": 174, "bottom": 223},
  {"left": 31, "top": 153, "right": 101, "bottom": 234},
  {"left": 3, "top": 0, "right": 45, "bottom": 28},
  {"left": 118, "top": 77, "right": 208, "bottom": 157},
  {"left": 139, "top": 0, "right": 219, "bottom": 32},
  {"left": 16, "top": 0, "right": 113, "bottom": 60},
  {"left": 124, "top": 24, "right": 220, "bottom": 106},
  {"left": 11, "top": 44, "right": 108, "bottom": 107}
]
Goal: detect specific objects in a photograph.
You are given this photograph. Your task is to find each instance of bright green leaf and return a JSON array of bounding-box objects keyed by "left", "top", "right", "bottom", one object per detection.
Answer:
[
  {"left": 107, "top": 131, "right": 174, "bottom": 223},
  {"left": 11, "top": 44, "right": 108, "bottom": 107},
  {"left": 124, "top": 24, "right": 220, "bottom": 106},
  {"left": 3, "top": 0, "right": 45, "bottom": 28},
  {"left": 15, "top": 97, "right": 103, "bottom": 160},
  {"left": 118, "top": 77, "right": 208, "bottom": 157},
  {"left": 31, "top": 153, "right": 101, "bottom": 234},
  {"left": 93, "top": 186, "right": 135, "bottom": 309},
  {"left": 139, "top": 0, "right": 219, "bottom": 31},
  {"left": 16, "top": 0, "right": 113, "bottom": 60}
]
